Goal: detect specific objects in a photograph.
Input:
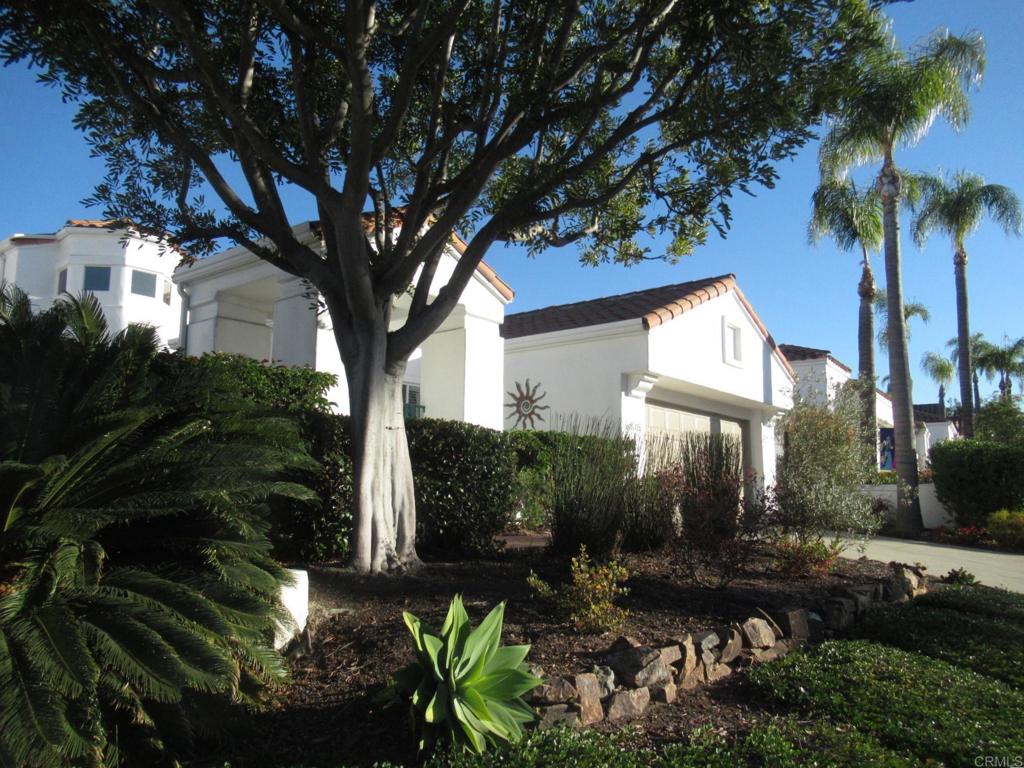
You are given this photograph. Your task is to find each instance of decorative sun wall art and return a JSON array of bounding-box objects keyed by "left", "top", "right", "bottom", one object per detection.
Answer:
[{"left": 505, "top": 379, "right": 550, "bottom": 429}]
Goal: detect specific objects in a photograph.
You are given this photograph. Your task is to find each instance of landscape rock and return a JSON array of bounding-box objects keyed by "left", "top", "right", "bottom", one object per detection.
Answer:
[
  {"left": 741, "top": 618, "right": 776, "bottom": 649},
  {"left": 700, "top": 649, "right": 717, "bottom": 669},
  {"left": 750, "top": 638, "right": 792, "bottom": 663},
  {"left": 824, "top": 597, "right": 856, "bottom": 632},
  {"left": 608, "top": 635, "right": 642, "bottom": 654},
  {"left": 678, "top": 663, "right": 705, "bottom": 690},
  {"left": 693, "top": 629, "right": 721, "bottom": 651},
  {"left": 592, "top": 665, "right": 616, "bottom": 698},
  {"left": 530, "top": 676, "right": 577, "bottom": 705},
  {"left": 650, "top": 681, "right": 677, "bottom": 704},
  {"left": 771, "top": 607, "right": 809, "bottom": 640},
  {"left": 605, "top": 687, "right": 650, "bottom": 721},
  {"left": 573, "top": 673, "right": 604, "bottom": 725},
  {"left": 658, "top": 644, "right": 682, "bottom": 666},
  {"left": 677, "top": 635, "right": 697, "bottom": 680},
  {"left": 887, "top": 564, "right": 919, "bottom": 602},
  {"left": 807, "top": 611, "right": 825, "bottom": 641},
  {"left": 705, "top": 663, "right": 732, "bottom": 682},
  {"left": 718, "top": 628, "right": 743, "bottom": 664},
  {"left": 841, "top": 587, "right": 874, "bottom": 616},
  {"left": 536, "top": 704, "right": 579, "bottom": 730},
  {"left": 607, "top": 646, "right": 669, "bottom": 688}
]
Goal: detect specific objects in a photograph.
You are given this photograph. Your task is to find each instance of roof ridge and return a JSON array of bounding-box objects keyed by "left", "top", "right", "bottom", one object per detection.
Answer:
[{"left": 505, "top": 273, "right": 736, "bottom": 319}]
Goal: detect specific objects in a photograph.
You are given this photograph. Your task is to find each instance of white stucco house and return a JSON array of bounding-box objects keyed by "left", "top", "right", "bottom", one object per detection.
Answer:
[
  {"left": 0, "top": 220, "right": 184, "bottom": 346},
  {"left": 779, "top": 343, "right": 959, "bottom": 467},
  {"left": 173, "top": 221, "right": 514, "bottom": 429},
  {"left": 502, "top": 274, "right": 794, "bottom": 487}
]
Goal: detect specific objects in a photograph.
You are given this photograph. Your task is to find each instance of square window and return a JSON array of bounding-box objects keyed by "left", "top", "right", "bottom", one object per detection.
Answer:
[
  {"left": 131, "top": 270, "right": 157, "bottom": 297},
  {"left": 57, "top": 268, "right": 67, "bottom": 294},
  {"left": 163, "top": 279, "right": 172, "bottom": 305},
  {"left": 83, "top": 266, "right": 111, "bottom": 292}
]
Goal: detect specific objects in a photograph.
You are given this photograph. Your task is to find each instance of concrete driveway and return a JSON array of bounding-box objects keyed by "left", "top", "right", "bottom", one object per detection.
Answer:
[{"left": 842, "top": 536, "right": 1024, "bottom": 593}]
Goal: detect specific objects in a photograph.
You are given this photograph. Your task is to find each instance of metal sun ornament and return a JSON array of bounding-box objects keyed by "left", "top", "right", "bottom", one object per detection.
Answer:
[{"left": 505, "top": 379, "right": 550, "bottom": 429}]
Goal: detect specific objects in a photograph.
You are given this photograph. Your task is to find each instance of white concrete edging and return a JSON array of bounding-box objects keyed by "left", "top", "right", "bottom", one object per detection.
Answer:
[{"left": 274, "top": 568, "right": 309, "bottom": 650}]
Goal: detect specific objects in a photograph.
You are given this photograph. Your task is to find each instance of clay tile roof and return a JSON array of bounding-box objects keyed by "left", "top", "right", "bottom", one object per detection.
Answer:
[
  {"left": 502, "top": 275, "right": 735, "bottom": 338},
  {"left": 502, "top": 274, "right": 795, "bottom": 378},
  {"left": 64, "top": 219, "right": 128, "bottom": 229}
]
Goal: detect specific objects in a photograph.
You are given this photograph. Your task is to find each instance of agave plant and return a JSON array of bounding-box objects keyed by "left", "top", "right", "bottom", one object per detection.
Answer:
[
  {"left": 0, "top": 285, "right": 317, "bottom": 766},
  {"left": 387, "top": 595, "right": 541, "bottom": 755}
]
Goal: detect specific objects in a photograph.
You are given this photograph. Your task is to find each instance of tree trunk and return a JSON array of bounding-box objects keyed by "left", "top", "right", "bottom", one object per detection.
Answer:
[
  {"left": 973, "top": 372, "right": 981, "bottom": 413},
  {"left": 344, "top": 321, "right": 419, "bottom": 574},
  {"left": 953, "top": 249, "right": 974, "bottom": 437},
  {"left": 878, "top": 160, "right": 922, "bottom": 534},
  {"left": 857, "top": 253, "right": 879, "bottom": 464}
]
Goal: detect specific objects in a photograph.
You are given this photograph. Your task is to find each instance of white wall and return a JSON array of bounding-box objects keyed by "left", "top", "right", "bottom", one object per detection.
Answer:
[
  {"left": 1, "top": 226, "right": 183, "bottom": 347},
  {"left": 861, "top": 482, "right": 954, "bottom": 529}
]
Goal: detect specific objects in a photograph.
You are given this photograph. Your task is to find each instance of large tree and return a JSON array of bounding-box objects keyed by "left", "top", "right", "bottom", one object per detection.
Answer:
[
  {"left": 808, "top": 179, "right": 883, "bottom": 458},
  {"left": 947, "top": 332, "right": 987, "bottom": 412},
  {"left": 975, "top": 336, "right": 1024, "bottom": 400},
  {"left": 912, "top": 170, "right": 1022, "bottom": 436},
  {"left": 819, "top": 30, "right": 985, "bottom": 535},
  {"left": 920, "top": 349, "right": 954, "bottom": 406},
  {"left": 1, "top": 0, "right": 884, "bottom": 572}
]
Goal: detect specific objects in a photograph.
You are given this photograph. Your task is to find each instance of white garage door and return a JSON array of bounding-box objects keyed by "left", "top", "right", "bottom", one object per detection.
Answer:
[{"left": 645, "top": 403, "right": 711, "bottom": 435}]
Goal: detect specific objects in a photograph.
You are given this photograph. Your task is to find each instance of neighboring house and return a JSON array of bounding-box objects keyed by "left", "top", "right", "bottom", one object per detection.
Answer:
[
  {"left": 502, "top": 274, "right": 794, "bottom": 487},
  {"left": 779, "top": 343, "right": 959, "bottom": 467},
  {"left": 173, "top": 221, "right": 514, "bottom": 430},
  {"left": 0, "top": 220, "right": 183, "bottom": 346}
]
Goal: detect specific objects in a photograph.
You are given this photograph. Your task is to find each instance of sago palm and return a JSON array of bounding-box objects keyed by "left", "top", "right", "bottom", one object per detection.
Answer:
[
  {"left": 0, "top": 285, "right": 317, "bottom": 767},
  {"left": 819, "top": 29, "right": 985, "bottom": 534},
  {"left": 809, "top": 179, "right": 883, "bottom": 456},
  {"left": 913, "top": 170, "right": 1023, "bottom": 435},
  {"left": 921, "top": 350, "right": 955, "bottom": 406}
]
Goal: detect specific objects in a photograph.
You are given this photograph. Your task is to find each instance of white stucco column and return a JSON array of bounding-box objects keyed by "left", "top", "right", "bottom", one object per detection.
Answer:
[
  {"left": 185, "top": 293, "right": 273, "bottom": 359},
  {"left": 621, "top": 372, "right": 658, "bottom": 435},
  {"left": 420, "top": 306, "right": 504, "bottom": 429},
  {"left": 749, "top": 412, "right": 780, "bottom": 489},
  {"left": 271, "top": 278, "right": 317, "bottom": 367}
]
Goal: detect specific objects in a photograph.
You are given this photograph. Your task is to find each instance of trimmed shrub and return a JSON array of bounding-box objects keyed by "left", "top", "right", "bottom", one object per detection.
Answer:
[
  {"left": 916, "top": 584, "right": 1024, "bottom": 625},
  {"left": 988, "top": 509, "right": 1024, "bottom": 548},
  {"left": 931, "top": 440, "right": 1024, "bottom": 527},
  {"left": 751, "top": 640, "right": 1024, "bottom": 765},
  {"left": 773, "top": 537, "right": 843, "bottom": 578}
]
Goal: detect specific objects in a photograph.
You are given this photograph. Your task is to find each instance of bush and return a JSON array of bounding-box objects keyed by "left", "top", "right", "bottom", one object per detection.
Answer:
[
  {"left": 407, "top": 418, "right": 518, "bottom": 557},
  {"left": 856, "top": 603, "right": 1024, "bottom": 689},
  {"left": 750, "top": 640, "right": 1024, "bottom": 765},
  {"left": 659, "top": 432, "right": 768, "bottom": 588},
  {"left": 988, "top": 509, "right": 1024, "bottom": 548},
  {"left": 931, "top": 440, "right": 1024, "bottom": 527},
  {"left": 975, "top": 396, "right": 1024, "bottom": 445},
  {"left": 916, "top": 584, "right": 1024, "bottom": 625},
  {"left": 527, "top": 546, "right": 629, "bottom": 633},
  {"left": 383, "top": 596, "right": 541, "bottom": 755},
  {"left": 773, "top": 537, "right": 843, "bottom": 578},
  {"left": 773, "top": 392, "right": 878, "bottom": 543}
]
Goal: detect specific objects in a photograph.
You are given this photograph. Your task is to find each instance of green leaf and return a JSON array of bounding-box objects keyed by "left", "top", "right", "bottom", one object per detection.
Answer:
[
  {"left": 424, "top": 682, "right": 450, "bottom": 724},
  {"left": 456, "top": 601, "right": 505, "bottom": 682},
  {"left": 475, "top": 667, "right": 542, "bottom": 701},
  {"left": 483, "top": 644, "right": 531, "bottom": 675}
]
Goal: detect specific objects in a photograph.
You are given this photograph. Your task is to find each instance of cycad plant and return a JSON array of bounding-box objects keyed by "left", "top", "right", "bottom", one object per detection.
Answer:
[{"left": 0, "top": 285, "right": 316, "bottom": 767}]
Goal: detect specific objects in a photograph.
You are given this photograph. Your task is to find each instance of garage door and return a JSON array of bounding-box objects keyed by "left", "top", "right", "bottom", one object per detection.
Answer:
[{"left": 645, "top": 403, "right": 746, "bottom": 470}]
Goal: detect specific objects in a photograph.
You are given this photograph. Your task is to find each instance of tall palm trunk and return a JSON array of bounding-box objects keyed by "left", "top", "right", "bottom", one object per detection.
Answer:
[
  {"left": 857, "top": 251, "right": 878, "bottom": 462},
  {"left": 973, "top": 372, "right": 981, "bottom": 412},
  {"left": 878, "top": 158, "right": 922, "bottom": 534},
  {"left": 338, "top": 307, "right": 419, "bottom": 574},
  {"left": 953, "top": 248, "right": 975, "bottom": 436}
]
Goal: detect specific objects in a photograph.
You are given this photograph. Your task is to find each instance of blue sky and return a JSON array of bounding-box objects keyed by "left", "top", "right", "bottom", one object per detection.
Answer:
[{"left": 1, "top": 0, "right": 1021, "bottom": 403}]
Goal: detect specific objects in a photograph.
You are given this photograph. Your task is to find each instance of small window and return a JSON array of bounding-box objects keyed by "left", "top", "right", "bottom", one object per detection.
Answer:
[
  {"left": 83, "top": 266, "right": 111, "bottom": 292},
  {"left": 162, "top": 279, "right": 172, "bottom": 305},
  {"left": 57, "top": 268, "right": 67, "bottom": 294},
  {"left": 723, "top": 318, "right": 742, "bottom": 366},
  {"left": 130, "top": 270, "right": 157, "bottom": 297},
  {"left": 402, "top": 383, "right": 421, "bottom": 406}
]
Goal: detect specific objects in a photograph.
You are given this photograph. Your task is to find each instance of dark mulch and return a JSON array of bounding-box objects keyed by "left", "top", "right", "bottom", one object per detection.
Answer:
[{"left": 212, "top": 548, "right": 890, "bottom": 768}]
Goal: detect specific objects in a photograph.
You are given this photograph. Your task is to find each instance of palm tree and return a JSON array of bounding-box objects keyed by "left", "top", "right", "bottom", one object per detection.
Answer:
[
  {"left": 921, "top": 350, "right": 955, "bottom": 407},
  {"left": 912, "top": 171, "right": 1022, "bottom": 436},
  {"left": 975, "top": 336, "right": 1024, "bottom": 400},
  {"left": 809, "top": 179, "right": 883, "bottom": 455},
  {"left": 875, "top": 290, "right": 930, "bottom": 348},
  {"left": 819, "top": 29, "right": 985, "bottom": 534},
  {"left": 947, "top": 333, "right": 987, "bottom": 412}
]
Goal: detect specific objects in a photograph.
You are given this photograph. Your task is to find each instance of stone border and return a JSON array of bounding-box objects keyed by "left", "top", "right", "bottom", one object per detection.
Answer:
[{"left": 530, "top": 562, "right": 929, "bottom": 729}]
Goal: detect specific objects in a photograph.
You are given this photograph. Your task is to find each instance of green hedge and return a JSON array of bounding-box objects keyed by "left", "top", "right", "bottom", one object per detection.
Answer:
[
  {"left": 930, "top": 440, "right": 1024, "bottom": 527},
  {"left": 278, "top": 415, "right": 518, "bottom": 562}
]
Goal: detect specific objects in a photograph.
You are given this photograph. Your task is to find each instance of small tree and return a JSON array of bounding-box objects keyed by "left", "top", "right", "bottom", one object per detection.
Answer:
[
  {"left": 774, "top": 386, "right": 879, "bottom": 544},
  {"left": 0, "top": 0, "right": 886, "bottom": 572},
  {"left": 976, "top": 395, "right": 1024, "bottom": 445}
]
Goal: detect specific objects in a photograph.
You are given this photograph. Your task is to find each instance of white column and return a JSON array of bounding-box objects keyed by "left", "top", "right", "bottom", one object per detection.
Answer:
[
  {"left": 271, "top": 278, "right": 317, "bottom": 367},
  {"left": 749, "top": 412, "right": 780, "bottom": 489},
  {"left": 621, "top": 372, "right": 658, "bottom": 435}
]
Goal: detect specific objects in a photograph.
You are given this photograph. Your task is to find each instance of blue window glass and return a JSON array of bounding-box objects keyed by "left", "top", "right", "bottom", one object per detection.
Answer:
[
  {"left": 131, "top": 270, "right": 157, "bottom": 297},
  {"left": 83, "top": 266, "right": 111, "bottom": 292}
]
